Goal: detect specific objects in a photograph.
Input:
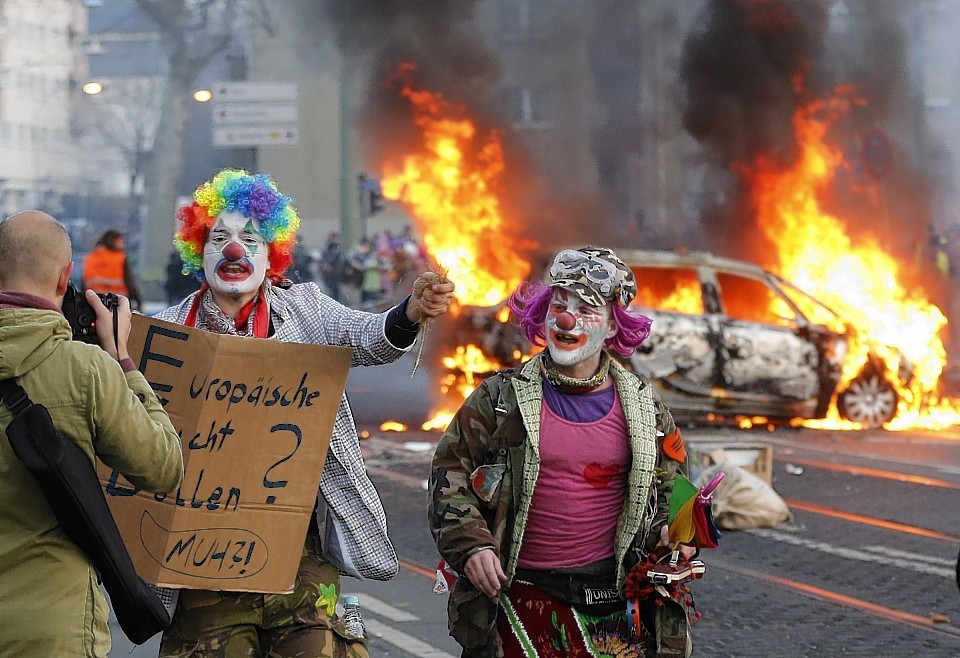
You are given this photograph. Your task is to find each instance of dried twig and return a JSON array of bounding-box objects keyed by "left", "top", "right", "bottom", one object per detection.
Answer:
[{"left": 411, "top": 267, "right": 449, "bottom": 377}]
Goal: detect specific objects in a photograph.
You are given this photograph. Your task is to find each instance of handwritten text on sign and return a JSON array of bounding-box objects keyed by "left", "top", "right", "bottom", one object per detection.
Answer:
[{"left": 97, "top": 316, "right": 351, "bottom": 593}]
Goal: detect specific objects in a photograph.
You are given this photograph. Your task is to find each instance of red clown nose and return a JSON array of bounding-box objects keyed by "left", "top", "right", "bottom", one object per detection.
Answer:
[
  {"left": 222, "top": 241, "right": 246, "bottom": 262},
  {"left": 555, "top": 312, "right": 576, "bottom": 331}
]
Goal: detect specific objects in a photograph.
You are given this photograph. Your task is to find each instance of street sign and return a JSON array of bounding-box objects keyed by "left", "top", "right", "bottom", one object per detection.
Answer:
[
  {"left": 210, "top": 81, "right": 300, "bottom": 149},
  {"left": 213, "top": 103, "right": 299, "bottom": 125},
  {"left": 213, "top": 125, "right": 300, "bottom": 148},
  {"left": 212, "top": 81, "right": 298, "bottom": 103}
]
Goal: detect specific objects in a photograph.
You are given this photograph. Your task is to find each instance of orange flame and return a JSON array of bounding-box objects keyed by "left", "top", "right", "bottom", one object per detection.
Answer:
[
  {"left": 635, "top": 278, "right": 704, "bottom": 315},
  {"left": 418, "top": 342, "right": 527, "bottom": 431},
  {"left": 378, "top": 64, "right": 536, "bottom": 429},
  {"left": 380, "top": 63, "right": 534, "bottom": 308},
  {"left": 742, "top": 88, "right": 959, "bottom": 429}
]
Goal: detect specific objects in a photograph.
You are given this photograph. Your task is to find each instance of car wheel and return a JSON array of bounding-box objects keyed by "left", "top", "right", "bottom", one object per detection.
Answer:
[{"left": 837, "top": 373, "right": 898, "bottom": 428}]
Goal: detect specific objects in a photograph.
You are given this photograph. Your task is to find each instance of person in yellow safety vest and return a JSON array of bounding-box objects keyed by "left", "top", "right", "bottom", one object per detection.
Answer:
[{"left": 82, "top": 229, "right": 143, "bottom": 310}]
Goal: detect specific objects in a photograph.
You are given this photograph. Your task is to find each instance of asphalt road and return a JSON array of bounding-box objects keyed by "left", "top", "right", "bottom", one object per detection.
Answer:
[
  {"left": 354, "top": 424, "right": 960, "bottom": 657},
  {"left": 345, "top": 348, "right": 439, "bottom": 431}
]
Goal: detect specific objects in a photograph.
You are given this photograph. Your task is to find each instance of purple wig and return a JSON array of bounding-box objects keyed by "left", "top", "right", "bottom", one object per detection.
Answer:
[{"left": 507, "top": 281, "right": 652, "bottom": 358}]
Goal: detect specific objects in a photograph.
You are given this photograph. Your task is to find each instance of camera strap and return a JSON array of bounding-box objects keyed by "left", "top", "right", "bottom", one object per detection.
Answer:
[{"left": 110, "top": 302, "right": 119, "bottom": 355}]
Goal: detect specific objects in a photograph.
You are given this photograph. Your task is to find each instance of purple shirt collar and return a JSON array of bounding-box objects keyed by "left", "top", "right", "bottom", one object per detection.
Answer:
[
  {"left": 0, "top": 291, "right": 62, "bottom": 313},
  {"left": 542, "top": 381, "right": 616, "bottom": 423}
]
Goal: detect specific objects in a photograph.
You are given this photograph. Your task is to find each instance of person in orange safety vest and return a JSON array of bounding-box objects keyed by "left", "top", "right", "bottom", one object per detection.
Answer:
[{"left": 82, "top": 229, "right": 143, "bottom": 310}]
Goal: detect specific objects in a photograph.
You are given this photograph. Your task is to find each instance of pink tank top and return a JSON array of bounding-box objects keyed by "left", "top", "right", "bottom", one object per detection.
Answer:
[{"left": 517, "top": 390, "right": 630, "bottom": 570}]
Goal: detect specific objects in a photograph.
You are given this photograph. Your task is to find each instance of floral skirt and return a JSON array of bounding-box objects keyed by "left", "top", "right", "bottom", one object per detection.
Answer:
[{"left": 496, "top": 579, "right": 652, "bottom": 658}]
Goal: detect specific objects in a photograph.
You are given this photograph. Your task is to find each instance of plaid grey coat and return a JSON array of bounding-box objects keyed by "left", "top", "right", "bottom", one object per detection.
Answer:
[{"left": 156, "top": 281, "right": 407, "bottom": 581}]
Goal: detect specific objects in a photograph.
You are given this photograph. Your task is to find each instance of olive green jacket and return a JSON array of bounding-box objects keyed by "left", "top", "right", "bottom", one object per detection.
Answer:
[
  {"left": 0, "top": 306, "right": 184, "bottom": 657},
  {"left": 428, "top": 354, "right": 685, "bottom": 654}
]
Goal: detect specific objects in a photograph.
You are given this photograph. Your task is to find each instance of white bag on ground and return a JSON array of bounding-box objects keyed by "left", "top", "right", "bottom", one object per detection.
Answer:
[{"left": 696, "top": 464, "right": 793, "bottom": 530}]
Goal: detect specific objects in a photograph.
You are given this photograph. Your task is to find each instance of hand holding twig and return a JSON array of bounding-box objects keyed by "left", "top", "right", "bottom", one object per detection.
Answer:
[{"left": 410, "top": 268, "right": 452, "bottom": 377}]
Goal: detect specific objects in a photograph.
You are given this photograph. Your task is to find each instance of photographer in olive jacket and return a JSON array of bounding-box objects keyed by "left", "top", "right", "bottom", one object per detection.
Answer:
[{"left": 0, "top": 210, "right": 184, "bottom": 657}]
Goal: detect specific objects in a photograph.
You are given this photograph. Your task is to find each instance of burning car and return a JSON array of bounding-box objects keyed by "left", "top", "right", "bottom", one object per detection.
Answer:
[
  {"left": 451, "top": 249, "right": 912, "bottom": 429},
  {"left": 369, "top": 67, "right": 941, "bottom": 431},
  {"left": 619, "top": 249, "right": 911, "bottom": 428}
]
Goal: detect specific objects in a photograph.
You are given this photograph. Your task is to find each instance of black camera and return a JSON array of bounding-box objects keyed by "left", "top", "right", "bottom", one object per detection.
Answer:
[{"left": 62, "top": 283, "right": 119, "bottom": 344}]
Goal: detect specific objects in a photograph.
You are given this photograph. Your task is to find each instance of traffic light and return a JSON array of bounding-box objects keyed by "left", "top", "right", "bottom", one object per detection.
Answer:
[
  {"left": 358, "top": 173, "right": 385, "bottom": 216},
  {"left": 369, "top": 187, "right": 384, "bottom": 215}
]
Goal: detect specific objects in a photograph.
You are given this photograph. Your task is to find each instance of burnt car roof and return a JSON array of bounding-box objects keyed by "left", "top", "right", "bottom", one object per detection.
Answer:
[
  {"left": 617, "top": 248, "right": 847, "bottom": 316},
  {"left": 539, "top": 247, "right": 790, "bottom": 282},
  {"left": 616, "top": 248, "right": 767, "bottom": 273},
  {"left": 534, "top": 247, "right": 847, "bottom": 321}
]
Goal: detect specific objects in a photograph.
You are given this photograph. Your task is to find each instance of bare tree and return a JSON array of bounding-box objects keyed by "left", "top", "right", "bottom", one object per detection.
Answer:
[
  {"left": 78, "top": 77, "right": 163, "bottom": 216},
  {"left": 133, "top": 0, "right": 241, "bottom": 275}
]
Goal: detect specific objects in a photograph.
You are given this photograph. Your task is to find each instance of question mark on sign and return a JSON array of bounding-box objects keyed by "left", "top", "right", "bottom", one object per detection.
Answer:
[{"left": 263, "top": 423, "right": 302, "bottom": 504}]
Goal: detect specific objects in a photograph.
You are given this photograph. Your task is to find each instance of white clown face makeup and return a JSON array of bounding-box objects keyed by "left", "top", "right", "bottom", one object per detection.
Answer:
[
  {"left": 203, "top": 210, "right": 269, "bottom": 299},
  {"left": 545, "top": 288, "right": 616, "bottom": 368}
]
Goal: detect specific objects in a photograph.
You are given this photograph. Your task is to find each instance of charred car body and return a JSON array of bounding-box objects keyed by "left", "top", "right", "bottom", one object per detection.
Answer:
[
  {"left": 465, "top": 249, "right": 911, "bottom": 428},
  {"left": 620, "top": 250, "right": 910, "bottom": 427}
]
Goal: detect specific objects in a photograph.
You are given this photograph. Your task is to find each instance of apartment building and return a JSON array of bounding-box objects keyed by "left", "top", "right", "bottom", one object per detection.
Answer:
[{"left": 0, "top": 0, "right": 84, "bottom": 218}]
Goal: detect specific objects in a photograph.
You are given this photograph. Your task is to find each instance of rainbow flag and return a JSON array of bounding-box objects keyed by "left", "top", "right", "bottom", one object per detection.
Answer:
[{"left": 667, "top": 471, "right": 724, "bottom": 548}]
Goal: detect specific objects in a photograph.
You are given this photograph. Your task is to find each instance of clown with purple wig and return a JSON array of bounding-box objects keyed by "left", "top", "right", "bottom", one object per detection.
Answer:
[{"left": 429, "top": 246, "right": 697, "bottom": 657}]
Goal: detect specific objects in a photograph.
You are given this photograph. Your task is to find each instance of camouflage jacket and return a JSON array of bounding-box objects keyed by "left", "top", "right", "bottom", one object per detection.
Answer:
[{"left": 427, "top": 353, "right": 686, "bottom": 653}]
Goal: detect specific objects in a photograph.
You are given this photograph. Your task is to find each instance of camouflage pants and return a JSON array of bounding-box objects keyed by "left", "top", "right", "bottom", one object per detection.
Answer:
[{"left": 159, "top": 535, "right": 367, "bottom": 658}]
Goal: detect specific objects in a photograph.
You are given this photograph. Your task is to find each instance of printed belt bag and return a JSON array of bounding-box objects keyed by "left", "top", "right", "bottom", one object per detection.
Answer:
[
  {"left": 514, "top": 557, "right": 622, "bottom": 615},
  {"left": 0, "top": 378, "right": 172, "bottom": 645}
]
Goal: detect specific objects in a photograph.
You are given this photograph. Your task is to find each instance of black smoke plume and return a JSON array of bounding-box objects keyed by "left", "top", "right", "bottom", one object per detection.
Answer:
[{"left": 680, "top": 0, "right": 933, "bottom": 286}]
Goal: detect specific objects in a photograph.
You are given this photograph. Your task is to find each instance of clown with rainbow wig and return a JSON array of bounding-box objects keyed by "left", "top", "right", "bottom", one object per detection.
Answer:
[
  {"left": 429, "top": 246, "right": 697, "bottom": 658},
  {"left": 175, "top": 170, "right": 299, "bottom": 283},
  {"left": 155, "top": 169, "right": 455, "bottom": 657}
]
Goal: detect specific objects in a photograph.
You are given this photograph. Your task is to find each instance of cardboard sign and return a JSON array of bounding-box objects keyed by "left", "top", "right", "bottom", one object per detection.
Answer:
[{"left": 98, "top": 315, "right": 351, "bottom": 593}]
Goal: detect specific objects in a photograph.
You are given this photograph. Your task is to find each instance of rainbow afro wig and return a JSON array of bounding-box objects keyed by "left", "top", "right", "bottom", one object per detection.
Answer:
[{"left": 174, "top": 169, "right": 301, "bottom": 282}]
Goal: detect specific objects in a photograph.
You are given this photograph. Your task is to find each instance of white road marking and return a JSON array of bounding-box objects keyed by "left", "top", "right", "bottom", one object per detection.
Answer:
[
  {"left": 346, "top": 593, "right": 419, "bottom": 622},
  {"left": 746, "top": 528, "right": 954, "bottom": 578},
  {"left": 365, "top": 618, "right": 457, "bottom": 658},
  {"left": 861, "top": 545, "right": 958, "bottom": 567},
  {"left": 343, "top": 593, "right": 456, "bottom": 657}
]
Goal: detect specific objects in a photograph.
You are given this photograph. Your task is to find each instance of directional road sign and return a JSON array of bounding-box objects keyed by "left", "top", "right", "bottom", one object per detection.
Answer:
[
  {"left": 213, "top": 125, "right": 300, "bottom": 148},
  {"left": 212, "top": 81, "right": 298, "bottom": 103},
  {"left": 213, "top": 104, "right": 299, "bottom": 125},
  {"left": 210, "top": 81, "right": 300, "bottom": 149}
]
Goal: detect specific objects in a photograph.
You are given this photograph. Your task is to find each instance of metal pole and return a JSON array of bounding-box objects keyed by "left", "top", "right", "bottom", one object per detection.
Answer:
[{"left": 338, "top": 59, "right": 357, "bottom": 250}]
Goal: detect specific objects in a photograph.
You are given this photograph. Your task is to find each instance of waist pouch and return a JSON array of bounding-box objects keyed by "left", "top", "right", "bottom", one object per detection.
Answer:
[
  {"left": 0, "top": 379, "right": 172, "bottom": 645},
  {"left": 514, "top": 558, "right": 622, "bottom": 615}
]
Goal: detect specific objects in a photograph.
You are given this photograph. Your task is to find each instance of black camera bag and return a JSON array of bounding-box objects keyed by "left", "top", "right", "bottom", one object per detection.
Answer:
[{"left": 0, "top": 378, "right": 172, "bottom": 645}]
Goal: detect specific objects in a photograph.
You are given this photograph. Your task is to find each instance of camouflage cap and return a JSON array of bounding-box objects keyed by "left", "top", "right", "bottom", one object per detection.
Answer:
[{"left": 548, "top": 246, "right": 637, "bottom": 307}]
